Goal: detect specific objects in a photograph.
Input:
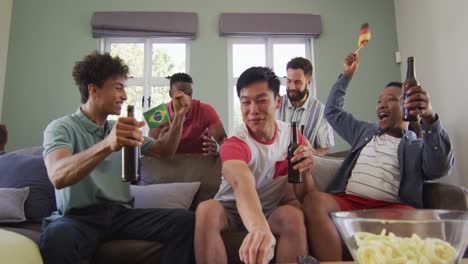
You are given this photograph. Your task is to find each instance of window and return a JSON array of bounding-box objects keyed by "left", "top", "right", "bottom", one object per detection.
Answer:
[
  {"left": 227, "top": 38, "right": 315, "bottom": 132},
  {"left": 99, "top": 38, "right": 190, "bottom": 134}
]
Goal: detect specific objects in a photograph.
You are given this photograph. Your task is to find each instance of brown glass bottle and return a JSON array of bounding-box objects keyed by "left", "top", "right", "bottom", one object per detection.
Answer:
[
  {"left": 122, "top": 105, "right": 140, "bottom": 184},
  {"left": 288, "top": 122, "right": 302, "bottom": 183},
  {"left": 402, "top": 57, "right": 419, "bottom": 122}
]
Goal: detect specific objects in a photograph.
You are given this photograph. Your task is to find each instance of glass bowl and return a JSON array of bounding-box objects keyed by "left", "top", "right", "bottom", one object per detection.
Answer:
[{"left": 331, "top": 209, "right": 468, "bottom": 264}]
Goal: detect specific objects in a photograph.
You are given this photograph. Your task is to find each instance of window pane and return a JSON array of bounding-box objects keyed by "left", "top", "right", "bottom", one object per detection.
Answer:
[
  {"left": 279, "top": 85, "right": 287, "bottom": 96},
  {"left": 233, "top": 44, "right": 266, "bottom": 77},
  {"left": 124, "top": 86, "right": 144, "bottom": 121},
  {"left": 273, "top": 43, "right": 306, "bottom": 77},
  {"left": 151, "top": 86, "right": 171, "bottom": 108},
  {"left": 110, "top": 43, "right": 144, "bottom": 78},
  {"left": 152, "top": 43, "right": 186, "bottom": 78}
]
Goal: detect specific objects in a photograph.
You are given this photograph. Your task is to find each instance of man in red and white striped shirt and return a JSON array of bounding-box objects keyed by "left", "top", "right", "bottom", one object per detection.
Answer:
[{"left": 195, "top": 67, "right": 316, "bottom": 264}]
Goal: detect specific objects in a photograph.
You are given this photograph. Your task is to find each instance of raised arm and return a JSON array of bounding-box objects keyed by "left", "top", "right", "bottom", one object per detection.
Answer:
[
  {"left": 403, "top": 85, "right": 454, "bottom": 179},
  {"left": 146, "top": 91, "right": 189, "bottom": 159},
  {"left": 325, "top": 53, "right": 373, "bottom": 146}
]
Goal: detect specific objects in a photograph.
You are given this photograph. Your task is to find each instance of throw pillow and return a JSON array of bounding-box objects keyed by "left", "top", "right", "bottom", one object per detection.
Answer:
[
  {"left": 311, "top": 154, "right": 344, "bottom": 192},
  {"left": 0, "top": 187, "right": 30, "bottom": 223},
  {"left": 131, "top": 182, "right": 201, "bottom": 209},
  {"left": 0, "top": 153, "right": 56, "bottom": 222}
]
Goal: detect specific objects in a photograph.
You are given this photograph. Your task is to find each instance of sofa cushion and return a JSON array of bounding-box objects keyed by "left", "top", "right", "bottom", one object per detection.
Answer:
[
  {"left": 310, "top": 154, "right": 344, "bottom": 191},
  {"left": 0, "top": 187, "right": 30, "bottom": 223},
  {"left": 12, "top": 146, "right": 44, "bottom": 157},
  {"left": 140, "top": 154, "right": 222, "bottom": 208},
  {"left": 0, "top": 153, "right": 56, "bottom": 222},
  {"left": 131, "top": 182, "right": 200, "bottom": 209}
]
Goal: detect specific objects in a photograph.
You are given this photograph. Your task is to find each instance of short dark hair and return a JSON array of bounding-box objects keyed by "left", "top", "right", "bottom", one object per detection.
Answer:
[
  {"left": 72, "top": 51, "right": 129, "bottom": 104},
  {"left": 286, "top": 57, "right": 313, "bottom": 77},
  {"left": 0, "top": 124, "right": 7, "bottom": 150},
  {"left": 236, "top": 67, "right": 280, "bottom": 97},
  {"left": 169, "top": 73, "right": 193, "bottom": 89},
  {"left": 385, "top": 82, "right": 403, "bottom": 88}
]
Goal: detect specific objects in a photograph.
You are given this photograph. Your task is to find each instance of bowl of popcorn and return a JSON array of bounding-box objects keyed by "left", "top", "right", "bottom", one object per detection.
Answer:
[{"left": 331, "top": 209, "right": 468, "bottom": 264}]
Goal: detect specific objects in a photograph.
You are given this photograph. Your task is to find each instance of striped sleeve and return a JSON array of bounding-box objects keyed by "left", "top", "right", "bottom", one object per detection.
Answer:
[{"left": 314, "top": 117, "right": 335, "bottom": 148}]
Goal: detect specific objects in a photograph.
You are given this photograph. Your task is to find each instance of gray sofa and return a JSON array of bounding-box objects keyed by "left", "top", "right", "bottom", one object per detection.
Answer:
[{"left": 1, "top": 147, "right": 467, "bottom": 263}]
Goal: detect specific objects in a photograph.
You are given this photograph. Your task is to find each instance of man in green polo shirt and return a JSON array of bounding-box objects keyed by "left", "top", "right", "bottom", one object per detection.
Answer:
[{"left": 40, "top": 51, "right": 194, "bottom": 264}]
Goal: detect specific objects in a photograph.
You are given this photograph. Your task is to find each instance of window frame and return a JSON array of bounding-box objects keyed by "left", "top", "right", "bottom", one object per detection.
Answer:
[
  {"left": 227, "top": 37, "right": 316, "bottom": 133},
  {"left": 98, "top": 37, "right": 190, "bottom": 134}
]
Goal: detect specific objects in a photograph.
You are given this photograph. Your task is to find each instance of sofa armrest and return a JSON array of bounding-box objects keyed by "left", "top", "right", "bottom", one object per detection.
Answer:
[{"left": 423, "top": 182, "right": 468, "bottom": 210}]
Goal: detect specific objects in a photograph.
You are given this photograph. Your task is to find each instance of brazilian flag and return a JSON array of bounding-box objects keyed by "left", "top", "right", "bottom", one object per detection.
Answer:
[{"left": 143, "top": 103, "right": 171, "bottom": 128}]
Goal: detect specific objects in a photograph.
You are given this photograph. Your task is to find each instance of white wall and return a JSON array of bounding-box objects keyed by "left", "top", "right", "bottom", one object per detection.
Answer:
[
  {"left": 0, "top": 0, "right": 13, "bottom": 121},
  {"left": 394, "top": 0, "right": 468, "bottom": 188}
]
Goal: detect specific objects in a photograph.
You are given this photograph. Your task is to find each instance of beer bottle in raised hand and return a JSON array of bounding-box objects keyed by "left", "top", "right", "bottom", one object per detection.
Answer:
[
  {"left": 402, "top": 57, "right": 419, "bottom": 122},
  {"left": 122, "top": 105, "right": 140, "bottom": 184}
]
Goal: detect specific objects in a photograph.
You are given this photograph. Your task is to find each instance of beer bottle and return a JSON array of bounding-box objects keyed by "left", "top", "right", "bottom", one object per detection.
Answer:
[
  {"left": 288, "top": 122, "right": 302, "bottom": 183},
  {"left": 300, "top": 125, "right": 305, "bottom": 135},
  {"left": 122, "top": 105, "right": 140, "bottom": 184},
  {"left": 402, "top": 57, "right": 419, "bottom": 122}
]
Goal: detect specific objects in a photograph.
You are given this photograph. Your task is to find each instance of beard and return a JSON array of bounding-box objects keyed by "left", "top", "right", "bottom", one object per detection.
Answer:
[{"left": 287, "top": 87, "right": 309, "bottom": 102}]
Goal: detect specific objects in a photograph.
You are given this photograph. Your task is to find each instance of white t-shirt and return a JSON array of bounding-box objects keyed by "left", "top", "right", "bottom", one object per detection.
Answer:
[
  {"left": 346, "top": 134, "right": 402, "bottom": 202},
  {"left": 214, "top": 121, "right": 304, "bottom": 213}
]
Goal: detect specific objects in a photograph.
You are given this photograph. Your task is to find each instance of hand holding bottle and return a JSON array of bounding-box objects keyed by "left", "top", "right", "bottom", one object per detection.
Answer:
[
  {"left": 288, "top": 123, "right": 314, "bottom": 183},
  {"left": 403, "top": 85, "right": 435, "bottom": 125},
  {"left": 121, "top": 105, "right": 142, "bottom": 183},
  {"left": 290, "top": 137, "right": 315, "bottom": 174},
  {"left": 107, "top": 117, "right": 145, "bottom": 152},
  {"left": 201, "top": 128, "right": 219, "bottom": 156}
]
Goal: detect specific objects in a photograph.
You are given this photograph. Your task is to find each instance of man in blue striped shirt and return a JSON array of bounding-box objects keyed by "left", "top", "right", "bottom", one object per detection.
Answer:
[{"left": 276, "top": 57, "right": 334, "bottom": 155}]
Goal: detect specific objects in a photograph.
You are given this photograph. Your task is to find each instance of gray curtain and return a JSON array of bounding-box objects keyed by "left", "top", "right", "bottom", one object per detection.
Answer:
[
  {"left": 219, "top": 13, "right": 322, "bottom": 37},
  {"left": 91, "top": 12, "right": 198, "bottom": 39}
]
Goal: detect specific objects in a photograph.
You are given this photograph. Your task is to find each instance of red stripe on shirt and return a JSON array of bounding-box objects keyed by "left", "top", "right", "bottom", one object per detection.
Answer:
[
  {"left": 219, "top": 136, "right": 251, "bottom": 164},
  {"left": 274, "top": 159, "right": 288, "bottom": 178}
]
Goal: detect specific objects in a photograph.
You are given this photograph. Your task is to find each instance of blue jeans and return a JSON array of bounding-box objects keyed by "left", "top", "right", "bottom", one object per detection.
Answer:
[{"left": 39, "top": 203, "right": 194, "bottom": 264}]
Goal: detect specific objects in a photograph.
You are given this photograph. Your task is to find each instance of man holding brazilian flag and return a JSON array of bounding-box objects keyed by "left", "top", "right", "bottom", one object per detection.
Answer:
[{"left": 144, "top": 103, "right": 171, "bottom": 128}]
